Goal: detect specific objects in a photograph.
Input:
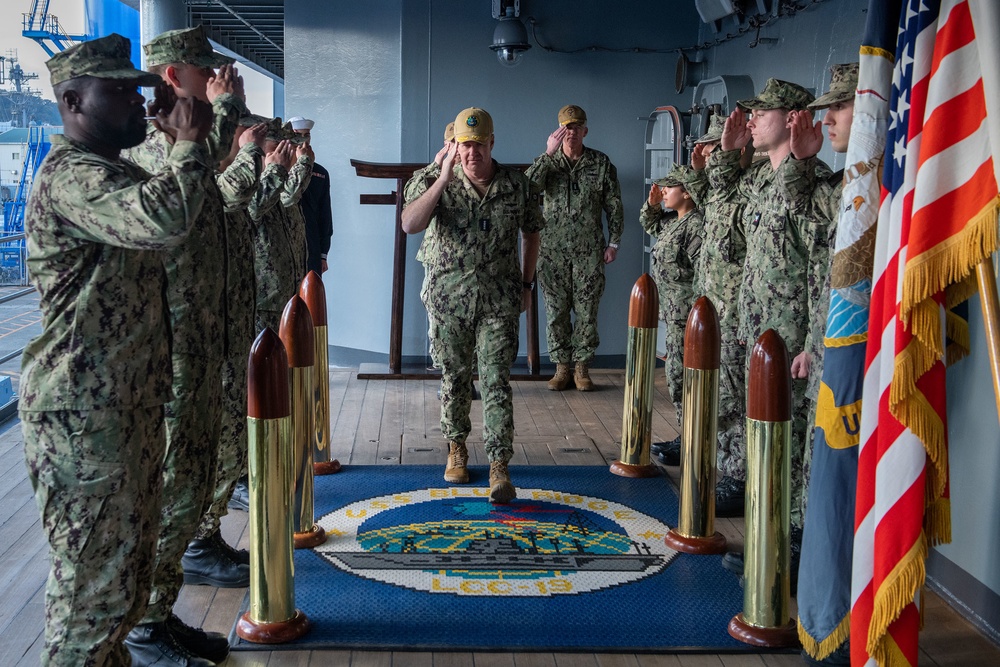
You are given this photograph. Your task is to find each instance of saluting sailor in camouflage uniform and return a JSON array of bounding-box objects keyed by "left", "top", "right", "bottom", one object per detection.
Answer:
[
  {"left": 279, "top": 123, "right": 314, "bottom": 280},
  {"left": 20, "top": 34, "right": 213, "bottom": 666},
  {"left": 192, "top": 115, "right": 267, "bottom": 563},
  {"left": 657, "top": 116, "right": 751, "bottom": 500},
  {"left": 709, "top": 79, "right": 834, "bottom": 529},
  {"left": 407, "top": 121, "right": 455, "bottom": 369},
  {"left": 121, "top": 25, "right": 247, "bottom": 666},
  {"left": 250, "top": 121, "right": 299, "bottom": 332},
  {"left": 639, "top": 165, "right": 704, "bottom": 426},
  {"left": 402, "top": 107, "right": 543, "bottom": 504},
  {"left": 783, "top": 63, "right": 858, "bottom": 497},
  {"left": 526, "top": 105, "right": 624, "bottom": 391}
]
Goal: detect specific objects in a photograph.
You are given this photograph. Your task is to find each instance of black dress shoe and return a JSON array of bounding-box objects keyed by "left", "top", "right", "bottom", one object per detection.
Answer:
[
  {"left": 166, "top": 614, "right": 229, "bottom": 663},
  {"left": 125, "top": 622, "right": 215, "bottom": 666},
  {"left": 209, "top": 529, "right": 250, "bottom": 565},
  {"left": 182, "top": 536, "right": 251, "bottom": 587},
  {"left": 653, "top": 437, "right": 681, "bottom": 466},
  {"left": 715, "top": 475, "right": 746, "bottom": 518},
  {"left": 721, "top": 550, "right": 744, "bottom": 575},
  {"left": 227, "top": 477, "right": 249, "bottom": 512}
]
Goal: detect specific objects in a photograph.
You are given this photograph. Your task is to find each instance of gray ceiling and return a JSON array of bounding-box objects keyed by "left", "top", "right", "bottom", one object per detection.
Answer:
[{"left": 185, "top": 0, "right": 284, "bottom": 80}]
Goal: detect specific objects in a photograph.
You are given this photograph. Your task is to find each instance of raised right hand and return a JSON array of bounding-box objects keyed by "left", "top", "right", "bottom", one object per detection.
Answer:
[
  {"left": 545, "top": 126, "right": 567, "bottom": 156},
  {"left": 206, "top": 64, "right": 239, "bottom": 103},
  {"left": 721, "top": 107, "right": 752, "bottom": 151},
  {"left": 433, "top": 142, "right": 451, "bottom": 166},
  {"left": 438, "top": 141, "right": 458, "bottom": 184},
  {"left": 160, "top": 96, "right": 213, "bottom": 144},
  {"left": 691, "top": 143, "right": 710, "bottom": 170},
  {"left": 647, "top": 183, "right": 663, "bottom": 206}
]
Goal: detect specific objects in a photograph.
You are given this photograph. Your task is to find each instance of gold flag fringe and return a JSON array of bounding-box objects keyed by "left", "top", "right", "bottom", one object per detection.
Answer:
[
  {"left": 925, "top": 496, "right": 952, "bottom": 547},
  {"left": 890, "top": 388, "right": 948, "bottom": 504},
  {"left": 945, "top": 307, "right": 971, "bottom": 366},
  {"left": 899, "top": 197, "right": 999, "bottom": 350},
  {"left": 868, "top": 535, "right": 927, "bottom": 666},
  {"left": 798, "top": 613, "right": 851, "bottom": 662}
]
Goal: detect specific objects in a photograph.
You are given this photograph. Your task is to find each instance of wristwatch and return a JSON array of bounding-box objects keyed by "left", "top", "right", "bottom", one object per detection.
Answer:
[
  {"left": 522, "top": 279, "right": 536, "bottom": 290},
  {"left": 608, "top": 243, "right": 619, "bottom": 250}
]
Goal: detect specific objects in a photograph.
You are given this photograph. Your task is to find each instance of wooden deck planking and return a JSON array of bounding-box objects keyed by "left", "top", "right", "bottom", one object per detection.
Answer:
[{"left": 1, "top": 370, "right": 998, "bottom": 666}]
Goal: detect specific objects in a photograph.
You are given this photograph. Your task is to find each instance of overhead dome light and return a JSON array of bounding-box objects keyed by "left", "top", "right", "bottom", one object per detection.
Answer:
[{"left": 490, "top": 4, "right": 531, "bottom": 67}]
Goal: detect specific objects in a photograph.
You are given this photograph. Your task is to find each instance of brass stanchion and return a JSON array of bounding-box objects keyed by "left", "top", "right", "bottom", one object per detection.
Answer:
[
  {"left": 299, "top": 271, "right": 341, "bottom": 475},
  {"left": 279, "top": 295, "right": 327, "bottom": 549},
  {"left": 237, "top": 328, "right": 310, "bottom": 643},
  {"left": 611, "top": 274, "right": 660, "bottom": 478},
  {"left": 728, "top": 329, "right": 799, "bottom": 647},
  {"left": 665, "top": 296, "right": 727, "bottom": 554}
]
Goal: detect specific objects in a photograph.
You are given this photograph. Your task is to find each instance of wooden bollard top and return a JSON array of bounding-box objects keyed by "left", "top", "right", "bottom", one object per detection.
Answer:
[
  {"left": 247, "top": 328, "right": 290, "bottom": 419},
  {"left": 747, "top": 329, "right": 792, "bottom": 422},
  {"left": 299, "top": 271, "right": 327, "bottom": 327},
  {"left": 279, "top": 295, "right": 315, "bottom": 368},
  {"left": 628, "top": 274, "right": 659, "bottom": 329},
  {"left": 684, "top": 296, "right": 721, "bottom": 370}
]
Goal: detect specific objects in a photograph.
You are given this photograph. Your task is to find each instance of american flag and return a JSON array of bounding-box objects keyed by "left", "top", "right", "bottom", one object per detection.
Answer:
[{"left": 853, "top": 0, "right": 999, "bottom": 665}]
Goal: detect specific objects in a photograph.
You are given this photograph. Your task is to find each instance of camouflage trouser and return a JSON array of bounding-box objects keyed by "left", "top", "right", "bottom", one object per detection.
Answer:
[
  {"left": 662, "top": 316, "right": 686, "bottom": 420},
  {"left": 256, "top": 309, "right": 281, "bottom": 335},
  {"left": 196, "top": 333, "right": 252, "bottom": 539},
  {"left": 143, "top": 354, "right": 223, "bottom": 624},
  {"left": 22, "top": 406, "right": 165, "bottom": 667},
  {"left": 420, "top": 272, "right": 439, "bottom": 368},
  {"left": 435, "top": 311, "right": 518, "bottom": 463},
  {"left": 716, "top": 342, "right": 748, "bottom": 481},
  {"left": 744, "top": 347, "right": 810, "bottom": 529},
  {"left": 537, "top": 250, "right": 605, "bottom": 364}
]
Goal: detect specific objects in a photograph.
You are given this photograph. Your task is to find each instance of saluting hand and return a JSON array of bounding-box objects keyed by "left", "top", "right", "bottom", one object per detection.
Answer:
[
  {"left": 242, "top": 122, "right": 268, "bottom": 149},
  {"left": 545, "top": 126, "right": 567, "bottom": 156},
  {"left": 788, "top": 110, "right": 823, "bottom": 160},
  {"left": 721, "top": 107, "right": 751, "bottom": 151},
  {"left": 206, "top": 64, "right": 238, "bottom": 103},
  {"left": 438, "top": 141, "right": 458, "bottom": 184},
  {"left": 691, "top": 142, "right": 711, "bottom": 171},
  {"left": 647, "top": 183, "right": 663, "bottom": 206},
  {"left": 162, "top": 97, "right": 213, "bottom": 144},
  {"left": 147, "top": 82, "right": 176, "bottom": 135},
  {"left": 433, "top": 141, "right": 452, "bottom": 167}
]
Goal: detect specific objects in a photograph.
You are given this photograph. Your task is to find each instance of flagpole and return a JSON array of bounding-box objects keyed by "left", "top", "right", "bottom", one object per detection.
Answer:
[{"left": 975, "top": 257, "right": 1000, "bottom": 426}]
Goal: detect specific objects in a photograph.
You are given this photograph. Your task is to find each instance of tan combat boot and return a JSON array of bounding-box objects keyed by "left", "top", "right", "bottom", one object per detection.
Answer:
[
  {"left": 574, "top": 361, "right": 594, "bottom": 392},
  {"left": 444, "top": 441, "right": 469, "bottom": 483},
  {"left": 547, "top": 363, "right": 572, "bottom": 391},
  {"left": 488, "top": 460, "right": 516, "bottom": 504}
]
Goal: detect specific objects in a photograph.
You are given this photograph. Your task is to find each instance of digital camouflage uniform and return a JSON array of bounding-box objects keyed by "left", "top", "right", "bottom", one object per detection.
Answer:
[
  {"left": 406, "top": 161, "right": 446, "bottom": 366},
  {"left": 639, "top": 185, "right": 705, "bottom": 416},
  {"left": 250, "top": 156, "right": 297, "bottom": 332},
  {"left": 281, "top": 150, "right": 313, "bottom": 282},
  {"left": 709, "top": 145, "right": 833, "bottom": 528},
  {"left": 525, "top": 147, "right": 623, "bottom": 363},
  {"left": 404, "top": 162, "right": 544, "bottom": 462},
  {"left": 196, "top": 140, "right": 263, "bottom": 540},
  {"left": 689, "top": 162, "right": 750, "bottom": 481},
  {"left": 122, "top": 28, "right": 243, "bottom": 625},
  {"left": 20, "top": 35, "right": 211, "bottom": 666}
]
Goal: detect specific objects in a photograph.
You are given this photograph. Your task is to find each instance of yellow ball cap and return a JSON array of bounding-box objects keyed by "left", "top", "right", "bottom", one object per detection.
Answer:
[{"left": 453, "top": 108, "right": 493, "bottom": 144}]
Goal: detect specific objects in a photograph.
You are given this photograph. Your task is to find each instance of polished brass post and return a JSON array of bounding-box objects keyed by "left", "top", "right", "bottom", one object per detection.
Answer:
[
  {"left": 728, "top": 329, "right": 798, "bottom": 647},
  {"left": 236, "top": 328, "right": 310, "bottom": 644},
  {"left": 665, "top": 296, "right": 727, "bottom": 554},
  {"left": 299, "top": 271, "right": 341, "bottom": 475},
  {"left": 280, "top": 295, "right": 327, "bottom": 549},
  {"left": 611, "top": 274, "right": 660, "bottom": 478}
]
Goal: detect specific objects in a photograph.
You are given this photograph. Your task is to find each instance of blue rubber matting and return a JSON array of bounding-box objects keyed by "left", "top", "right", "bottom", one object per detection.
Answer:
[{"left": 230, "top": 465, "right": 761, "bottom": 653}]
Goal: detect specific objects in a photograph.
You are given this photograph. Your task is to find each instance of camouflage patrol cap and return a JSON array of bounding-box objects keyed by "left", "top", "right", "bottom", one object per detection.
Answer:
[
  {"left": 739, "top": 78, "right": 814, "bottom": 111},
  {"left": 653, "top": 164, "right": 698, "bottom": 190},
  {"left": 238, "top": 112, "right": 269, "bottom": 127},
  {"left": 143, "top": 25, "right": 234, "bottom": 68},
  {"left": 558, "top": 104, "right": 587, "bottom": 126},
  {"left": 264, "top": 117, "right": 285, "bottom": 142},
  {"left": 444, "top": 122, "right": 455, "bottom": 142},
  {"left": 454, "top": 108, "right": 493, "bottom": 144},
  {"left": 281, "top": 122, "right": 306, "bottom": 144},
  {"left": 47, "top": 33, "right": 161, "bottom": 87},
  {"left": 694, "top": 114, "right": 726, "bottom": 144},
  {"left": 809, "top": 63, "right": 859, "bottom": 110}
]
